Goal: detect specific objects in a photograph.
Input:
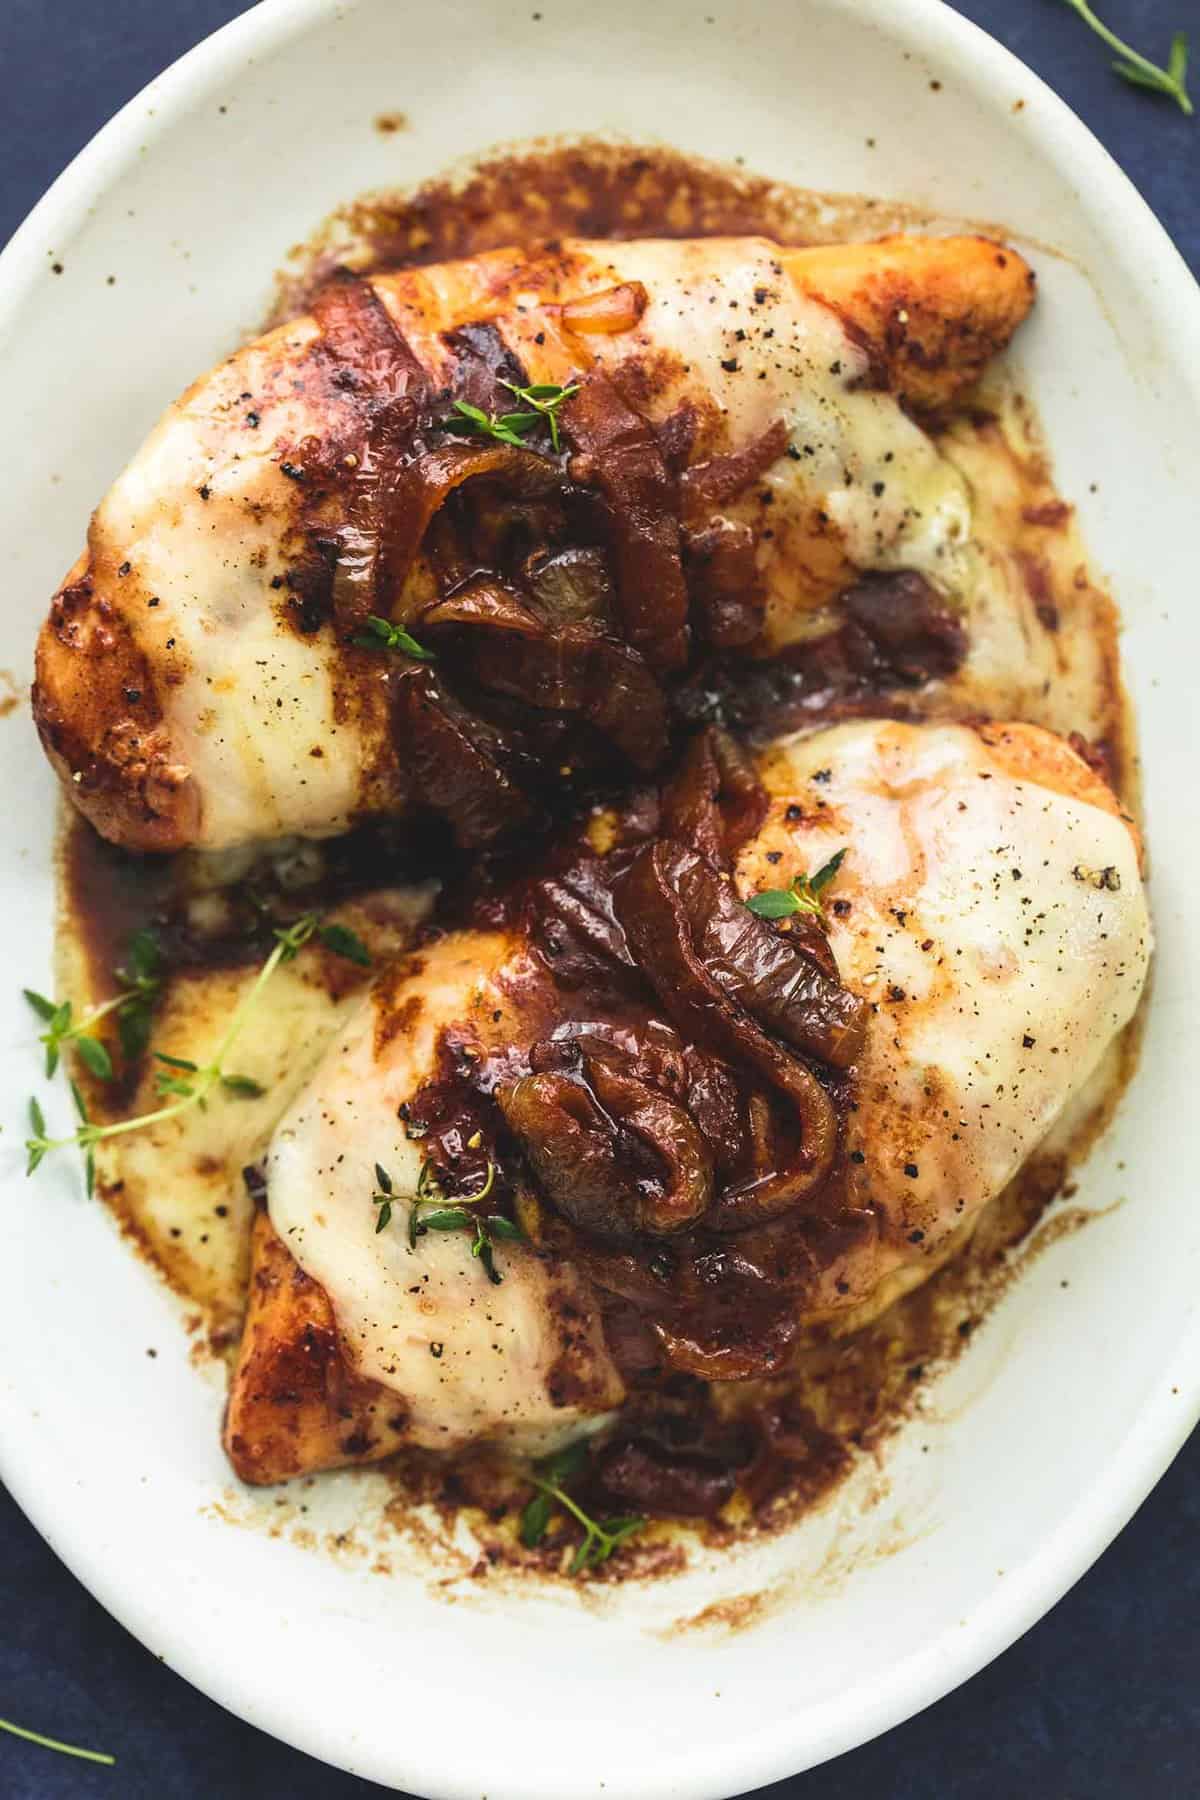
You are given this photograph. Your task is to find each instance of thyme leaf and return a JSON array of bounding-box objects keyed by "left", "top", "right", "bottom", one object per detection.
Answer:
[
  {"left": 441, "top": 382, "right": 579, "bottom": 454},
  {"left": 26, "top": 927, "right": 295, "bottom": 1178},
  {"left": 350, "top": 614, "right": 434, "bottom": 661},
  {"left": 73, "top": 1035, "right": 113, "bottom": 1082},
  {"left": 518, "top": 1440, "right": 645, "bottom": 1573},
  {"left": 25, "top": 991, "right": 112, "bottom": 1081},
  {"left": 421, "top": 1205, "right": 475, "bottom": 1231},
  {"left": 497, "top": 379, "right": 580, "bottom": 451},
  {"left": 379, "top": 1156, "right": 518, "bottom": 1282},
  {"left": 315, "top": 922, "right": 372, "bottom": 966},
  {"left": 114, "top": 927, "right": 164, "bottom": 1062},
  {"left": 745, "top": 846, "right": 847, "bottom": 923},
  {"left": 1061, "top": 1, "right": 1191, "bottom": 113},
  {"left": 26, "top": 927, "right": 165, "bottom": 1081},
  {"left": 443, "top": 398, "right": 531, "bottom": 450},
  {"left": 219, "top": 1073, "right": 267, "bottom": 1099},
  {"left": 24, "top": 910, "right": 367, "bottom": 1193}
]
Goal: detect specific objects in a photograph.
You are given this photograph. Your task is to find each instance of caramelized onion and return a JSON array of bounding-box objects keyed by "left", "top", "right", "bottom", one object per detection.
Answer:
[
  {"left": 683, "top": 516, "right": 765, "bottom": 649},
  {"left": 393, "top": 666, "right": 533, "bottom": 847},
  {"left": 524, "top": 545, "right": 613, "bottom": 628},
  {"left": 660, "top": 728, "right": 768, "bottom": 867},
  {"left": 593, "top": 1430, "right": 744, "bottom": 1519},
  {"left": 421, "top": 580, "right": 542, "bottom": 637},
  {"left": 538, "top": 1019, "right": 745, "bottom": 1180},
  {"left": 619, "top": 839, "right": 864, "bottom": 1074},
  {"left": 710, "top": 1146, "right": 835, "bottom": 1232},
  {"left": 458, "top": 482, "right": 568, "bottom": 570},
  {"left": 561, "top": 372, "right": 689, "bottom": 673},
  {"left": 674, "top": 568, "right": 969, "bottom": 743},
  {"left": 682, "top": 859, "right": 869, "bottom": 1071},
  {"left": 653, "top": 402, "right": 700, "bottom": 473},
  {"left": 586, "top": 1054, "right": 713, "bottom": 1233},
  {"left": 313, "top": 269, "right": 427, "bottom": 392},
  {"left": 615, "top": 838, "right": 839, "bottom": 1215},
  {"left": 421, "top": 577, "right": 668, "bottom": 770},
  {"left": 654, "top": 1304, "right": 801, "bottom": 1381},
  {"left": 386, "top": 443, "right": 565, "bottom": 619},
  {"left": 838, "top": 569, "right": 966, "bottom": 685},
  {"left": 313, "top": 272, "right": 430, "bottom": 633},
  {"left": 562, "top": 281, "right": 650, "bottom": 336},
  {"left": 528, "top": 853, "right": 637, "bottom": 988},
  {"left": 678, "top": 418, "right": 789, "bottom": 523},
  {"left": 442, "top": 319, "right": 527, "bottom": 411},
  {"left": 497, "top": 1060, "right": 712, "bottom": 1243},
  {"left": 577, "top": 641, "right": 670, "bottom": 770}
]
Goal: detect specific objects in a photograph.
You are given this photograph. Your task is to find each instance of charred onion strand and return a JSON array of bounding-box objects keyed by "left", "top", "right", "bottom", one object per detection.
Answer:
[
  {"left": 393, "top": 665, "right": 534, "bottom": 847},
  {"left": 312, "top": 271, "right": 430, "bottom": 633},
  {"left": 616, "top": 838, "right": 842, "bottom": 1216},
  {"left": 660, "top": 727, "right": 769, "bottom": 867},
  {"left": 497, "top": 1060, "right": 712, "bottom": 1245},
  {"left": 561, "top": 371, "right": 689, "bottom": 673},
  {"left": 421, "top": 578, "right": 668, "bottom": 769},
  {"left": 678, "top": 417, "right": 790, "bottom": 523}
]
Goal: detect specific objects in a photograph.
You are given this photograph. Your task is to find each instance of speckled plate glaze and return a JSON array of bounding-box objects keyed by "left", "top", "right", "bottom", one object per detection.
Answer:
[{"left": 0, "top": 2, "right": 1197, "bottom": 1795}]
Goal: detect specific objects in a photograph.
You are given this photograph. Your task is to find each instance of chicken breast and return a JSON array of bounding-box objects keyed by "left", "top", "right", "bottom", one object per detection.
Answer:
[
  {"left": 36, "top": 234, "right": 1034, "bottom": 853},
  {"left": 225, "top": 717, "right": 1148, "bottom": 1483},
  {"left": 235, "top": 929, "right": 625, "bottom": 1484},
  {"left": 745, "top": 719, "right": 1149, "bottom": 1322}
]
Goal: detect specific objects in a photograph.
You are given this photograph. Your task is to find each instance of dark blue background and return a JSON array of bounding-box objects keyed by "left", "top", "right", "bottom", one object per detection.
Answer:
[{"left": 1, "top": 3, "right": 1196, "bottom": 1794}]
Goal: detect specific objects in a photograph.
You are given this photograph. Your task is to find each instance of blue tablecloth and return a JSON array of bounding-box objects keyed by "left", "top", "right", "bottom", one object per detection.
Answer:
[{"left": 2, "top": 3, "right": 1196, "bottom": 1794}]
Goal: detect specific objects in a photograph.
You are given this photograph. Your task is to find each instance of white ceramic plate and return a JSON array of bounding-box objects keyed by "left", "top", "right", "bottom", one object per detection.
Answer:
[{"left": 2, "top": 2, "right": 1198, "bottom": 1794}]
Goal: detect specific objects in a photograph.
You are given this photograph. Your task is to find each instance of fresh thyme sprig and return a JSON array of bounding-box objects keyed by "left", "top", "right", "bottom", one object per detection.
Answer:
[
  {"left": 25, "top": 926, "right": 166, "bottom": 1080},
  {"left": 372, "top": 1156, "right": 519, "bottom": 1282},
  {"left": 497, "top": 379, "right": 580, "bottom": 452},
  {"left": 24, "top": 912, "right": 369, "bottom": 1184},
  {"left": 23, "top": 989, "right": 117, "bottom": 1081},
  {"left": 409, "top": 1157, "right": 518, "bottom": 1284},
  {"left": 0, "top": 1716, "right": 114, "bottom": 1767},
  {"left": 351, "top": 614, "right": 434, "bottom": 661},
  {"left": 1061, "top": 0, "right": 1191, "bottom": 114},
  {"left": 151, "top": 1050, "right": 265, "bottom": 1102},
  {"left": 26, "top": 921, "right": 168, "bottom": 1072},
  {"left": 25, "top": 1082, "right": 98, "bottom": 1194},
  {"left": 444, "top": 398, "right": 537, "bottom": 449},
  {"left": 441, "top": 382, "right": 579, "bottom": 454},
  {"left": 372, "top": 1162, "right": 395, "bottom": 1233},
  {"left": 269, "top": 910, "right": 372, "bottom": 968},
  {"left": 745, "top": 847, "right": 847, "bottom": 924},
  {"left": 519, "top": 1440, "right": 645, "bottom": 1576}
]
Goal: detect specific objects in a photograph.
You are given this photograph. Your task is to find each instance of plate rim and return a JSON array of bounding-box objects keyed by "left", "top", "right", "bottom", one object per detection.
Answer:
[{"left": 2, "top": 0, "right": 1199, "bottom": 1794}]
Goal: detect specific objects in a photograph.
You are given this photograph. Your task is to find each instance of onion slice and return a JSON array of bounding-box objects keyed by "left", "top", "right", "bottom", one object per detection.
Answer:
[
  {"left": 562, "top": 281, "right": 650, "bottom": 336},
  {"left": 561, "top": 372, "right": 689, "bottom": 673}
]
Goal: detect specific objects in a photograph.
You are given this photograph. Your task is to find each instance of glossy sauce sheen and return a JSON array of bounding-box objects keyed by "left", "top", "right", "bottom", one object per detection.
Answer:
[{"left": 56, "top": 142, "right": 1143, "bottom": 1561}]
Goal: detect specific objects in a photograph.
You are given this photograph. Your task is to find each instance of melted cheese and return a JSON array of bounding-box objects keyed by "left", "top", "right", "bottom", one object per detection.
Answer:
[
  {"left": 88, "top": 881, "right": 434, "bottom": 1327},
  {"left": 265, "top": 718, "right": 1149, "bottom": 1445},
  {"left": 743, "top": 720, "right": 1151, "bottom": 1318},
  {"left": 97, "top": 329, "right": 399, "bottom": 848},
  {"left": 560, "top": 239, "right": 971, "bottom": 598},
  {"left": 83, "top": 237, "right": 975, "bottom": 850},
  {"left": 266, "top": 932, "right": 623, "bottom": 1453}
]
